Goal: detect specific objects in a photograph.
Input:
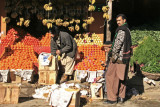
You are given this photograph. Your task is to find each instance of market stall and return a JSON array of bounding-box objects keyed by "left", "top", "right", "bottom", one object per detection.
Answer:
[{"left": 0, "top": 0, "right": 112, "bottom": 106}]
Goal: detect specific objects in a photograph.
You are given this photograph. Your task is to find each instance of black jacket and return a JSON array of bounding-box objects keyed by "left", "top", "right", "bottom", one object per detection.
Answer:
[
  {"left": 50, "top": 31, "right": 77, "bottom": 58},
  {"left": 115, "top": 23, "right": 132, "bottom": 64}
]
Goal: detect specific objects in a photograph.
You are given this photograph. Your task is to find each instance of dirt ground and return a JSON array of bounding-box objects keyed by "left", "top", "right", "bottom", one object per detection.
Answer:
[{"left": 1, "top": 72, "right": 160, "bottom": 107}]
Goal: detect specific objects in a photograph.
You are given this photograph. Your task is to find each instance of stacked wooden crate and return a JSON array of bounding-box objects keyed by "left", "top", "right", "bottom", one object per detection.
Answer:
[
  {"left": 0, "top": 83, "right": 20, "bottom": 104},
  {"left": 38, "top": 56, "right": 58, "bottom": 85}
]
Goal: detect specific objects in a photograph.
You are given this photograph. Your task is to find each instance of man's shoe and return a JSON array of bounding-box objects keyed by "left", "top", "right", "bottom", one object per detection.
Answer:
[
  {"left": 117, "top": 97, "right": 124, "bottom": 103},
  {"left": 103, "top": 100, "right": 117, "bottom": 104},
  {"left": 103, "top": 93, "right": 107, "bottom": 99}
]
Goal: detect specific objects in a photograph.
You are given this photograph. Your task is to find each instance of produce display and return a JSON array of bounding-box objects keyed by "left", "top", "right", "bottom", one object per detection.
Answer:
[
  {"left": 3, "top": 0, "right": 96, "bottom": 32},
  {"left": 0, "top": 43, "right": 36, "bottom": 70},
  {"left": 0, "top": 28, "right": 51, "bottom": 70},
  {"left": 75, "top": 34, "right": 106, "bottom": 71},
  {"left": 0, "top": 28, "right": 105, "bottom": 72},
  {"left": 40, "top": 33, "right": 51, "bottom": 47},
  {"left": 21, "top": 34, "right": 40, "bottom": 46},
  {"left": 74, "top": 33, "right": 103, "bottom": 46},
  {"left": 75, "top": 45, "right": 105, "bottom": 71},
  {"left": 0, "top": 28, "right": 18, "bottom": 47},
  {"left": 130, "top": 36, "right": 160, "bottom": 73}
]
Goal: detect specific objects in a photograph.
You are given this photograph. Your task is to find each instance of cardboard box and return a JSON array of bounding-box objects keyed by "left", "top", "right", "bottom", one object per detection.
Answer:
[
  {"left": 65, "top": 88, "right": 80, "bottom": 107},
  {"left": 0, "top": 83, "right": 20, "bottom": 104},
  {"left": 90, "top": 83, "right": 103, "bottom": 100},
  {"left": 39, "top": 55, "right": 57, "bottom": 71},
  {"left": 38, "top": 70, "right": 57, "bottom": 85}
]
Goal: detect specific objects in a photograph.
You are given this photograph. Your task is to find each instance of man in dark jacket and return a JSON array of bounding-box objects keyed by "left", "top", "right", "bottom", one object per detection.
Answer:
[
  {"left": 50, "top": 26, "right": 77, "bottom": 83},
  {"left": 96, "top": 14, "right": 132, "bottom": 104},
  {"left": 105, "top": 14, "right": 132, "bottom": 104}
]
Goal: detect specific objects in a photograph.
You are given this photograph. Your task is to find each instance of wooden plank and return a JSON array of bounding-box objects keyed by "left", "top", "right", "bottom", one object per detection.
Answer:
[
  {"left": 106, "top": 0, "right": 112, "bottom": 41},
  {"left": 39, "top": 56, "right": 57, "bottom": 71},
  {"left": 0, "top": 0, "right": 6, "bottom": 35},
  {"left": 0, "top": 83, "right": 20, "bottom": 104},
  {"left": 38, "top": 70, "right": 57, "bottom": 85},
  {"left": 49, "top": 72, "right": 56, "bottom": 84},
  {"left": 74, "top": 70, "right": 81, "bottom": 82},
  {"left": 0, "top": 86, "right": 5, "bottom": 103},
  {"left": 90, "top": 83, "right": 103, "bottom": 100},
  {"left": 11, "top": 87, "right": 20, "bottom": 104},
  {"left": 65, "top": 89, "right": 80, "bottom": 107}
]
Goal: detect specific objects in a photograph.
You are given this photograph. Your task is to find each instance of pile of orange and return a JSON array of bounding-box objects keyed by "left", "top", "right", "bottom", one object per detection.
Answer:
[
  {"left": 0, "top": 42, "right": 38, "bottom": 70},
  {"left": 0, "top": 28, "right": 18, "bottom": 47},
  {"left": 40, "top": 33, "right": 51, "bottom": 47},
  {"left": 75, "top": 45, "right": 106, "bottom": 71},
  {"left": 0, "top": 28, "right": 54, "bottom": 70},
  {"left": 21, "top": 33, "right": 40, "bottom": 46}
]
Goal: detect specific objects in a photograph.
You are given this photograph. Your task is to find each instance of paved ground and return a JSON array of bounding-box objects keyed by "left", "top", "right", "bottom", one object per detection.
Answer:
[{"left": 1, "top": 72, "right": 160, "bottom": 107}]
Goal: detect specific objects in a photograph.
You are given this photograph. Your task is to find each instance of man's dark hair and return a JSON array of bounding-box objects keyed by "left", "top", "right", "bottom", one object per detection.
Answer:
[
  {"left": 116, "top": 14, "right": 127, "bottom": 20},
  {"left": 49, "top": 25, "right": 60, "bottom": 36}
]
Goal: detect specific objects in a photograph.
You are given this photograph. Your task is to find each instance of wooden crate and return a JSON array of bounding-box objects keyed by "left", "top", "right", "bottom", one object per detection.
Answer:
[
  {"left": 39, "top": 56, "right": 57, "bottom": 71},
  {"left": 0, "top": 83, "right": 20, "bottom": 104},
  {"left": 90, "top": 83, "right": 103, "bottom": 100},
  {"left": 65, "top": 88, "right": 80, "bottom": 107},
  {"left": 38, "top": 70, "right": 57, "bottom": 85}
]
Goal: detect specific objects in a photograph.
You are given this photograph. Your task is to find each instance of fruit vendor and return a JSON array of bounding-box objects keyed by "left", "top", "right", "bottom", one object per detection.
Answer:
[
  {"left": 50, "top": 26, "right": 77, "bottom": 83},
  {"left": 96, "top": 14, "right": 132, "bottom": 104}
]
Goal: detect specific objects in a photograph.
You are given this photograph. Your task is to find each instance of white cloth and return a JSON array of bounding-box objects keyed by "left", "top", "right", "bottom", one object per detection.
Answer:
[
  {"left": 60, "top": 83, "right": 74, "bottom": 89},
  {"left": 32, "top": 84, "right": 59, "bottom": 100},
  {"left": 87, "top": 71, "right": 97, "bottom": 82},
  {"left": 12, "top": 69, "right": 33, "bottom": 81},
  {"left": 22, "top": 70, "right": 33, "bottom": 81},
  {"left": 0, "top": 70, "right": 9, "bottom": 82}
]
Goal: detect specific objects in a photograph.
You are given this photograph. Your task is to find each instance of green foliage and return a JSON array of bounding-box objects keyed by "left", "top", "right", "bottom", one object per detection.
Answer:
[
  {"left": 141, "top": 60, "right": 160, "bottom": 73},
  {"left": 131, "top": 30, "right": 160, "bottom": 45},
  {"left": 130, "top": 36, "right": 160, "bottom": 73}
]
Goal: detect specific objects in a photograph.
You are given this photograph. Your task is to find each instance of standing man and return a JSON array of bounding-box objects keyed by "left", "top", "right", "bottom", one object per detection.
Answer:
[
  {"left": 50, "top": 26, "right": 77, "bottom": 83},
  {"left": 96, "top": 14, "right": 132, "bottom": 104},
  {"left": 105, "top": 14, "right": 132, "bottom": 104}
]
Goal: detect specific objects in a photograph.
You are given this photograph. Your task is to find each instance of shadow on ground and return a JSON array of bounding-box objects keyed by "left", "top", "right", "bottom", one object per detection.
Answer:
[
  {"left": 125, "top": 63, "right": 145, "bottom": 101},
  {"left": 19, "top": 97, "right": 34, "bottom": 103}
]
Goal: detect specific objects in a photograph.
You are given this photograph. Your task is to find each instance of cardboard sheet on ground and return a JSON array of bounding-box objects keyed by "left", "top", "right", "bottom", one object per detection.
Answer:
[{"left": 49, "top": 88, "right": 73, "bottom": 107}]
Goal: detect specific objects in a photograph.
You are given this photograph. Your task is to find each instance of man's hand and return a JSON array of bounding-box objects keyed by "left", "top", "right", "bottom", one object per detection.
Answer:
[{"left": 56, "top": 50, "right": 61, "bottom": 55}]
